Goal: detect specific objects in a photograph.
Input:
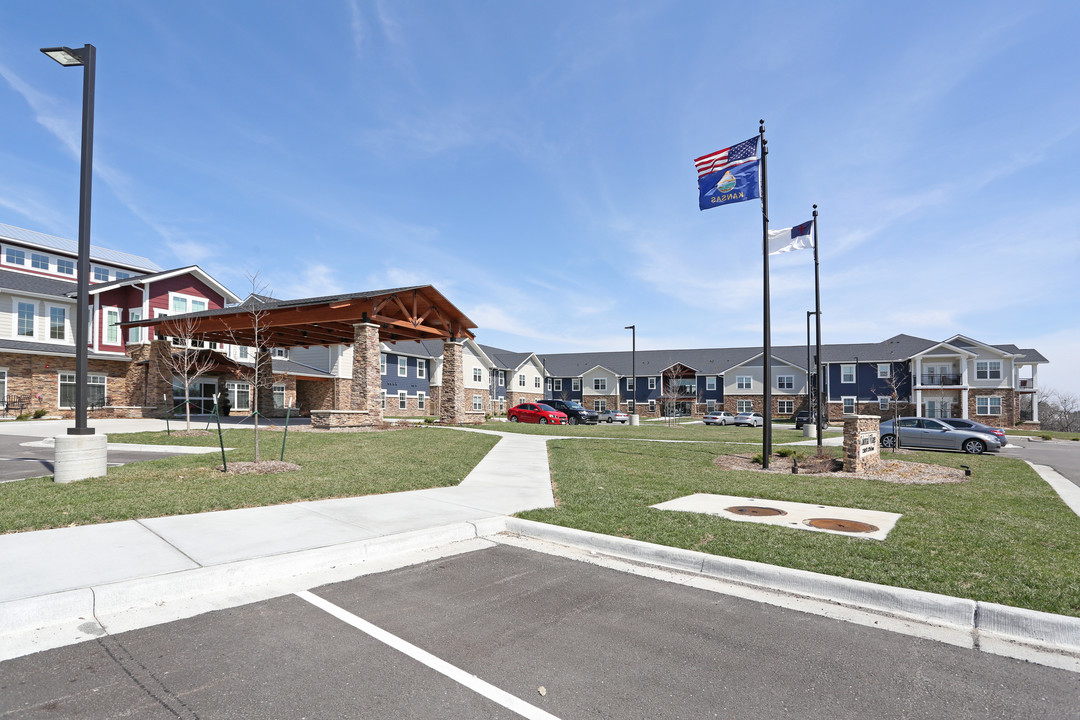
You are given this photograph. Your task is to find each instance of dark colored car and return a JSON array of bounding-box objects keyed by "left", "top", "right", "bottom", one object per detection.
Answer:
[
  {"left": 941, "top": 418, "right": 1008, "bottom": 446},
  {"left": 541, "top": 399, "right": 598, "bottom": 425},
  {"left": 793, "top": 411, "right": 829, "bottom": 430},
  {"left": 507, "top": 403, "right": 567, "bottom": 425}
]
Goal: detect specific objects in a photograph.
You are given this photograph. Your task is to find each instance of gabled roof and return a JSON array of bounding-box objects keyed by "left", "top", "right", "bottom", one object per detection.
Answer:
[
  {"left": 477, "top": 344, "right": 537, "bottom": 371},
  {"left": 84, "top": 265, "right": 241, "bottom": 304},
  {"left": 0, "top": 222, "right": 162, "bottom": 272}
]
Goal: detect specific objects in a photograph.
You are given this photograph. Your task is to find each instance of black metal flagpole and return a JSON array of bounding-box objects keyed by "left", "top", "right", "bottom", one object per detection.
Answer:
[
  {"left": 813, "top": 204, "right": 823, "bottom": 454},
  {"left": 760, "top": 120, "right": 772, "bottom": 468}
]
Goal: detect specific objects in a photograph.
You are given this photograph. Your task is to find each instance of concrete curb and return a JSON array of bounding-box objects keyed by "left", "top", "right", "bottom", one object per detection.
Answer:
[
  {"left": 497, "top": 517, "right": 1080, "bottom": 672},
  {"left": 1025, "top": 460, "right": 1080, "bottom": 518}
]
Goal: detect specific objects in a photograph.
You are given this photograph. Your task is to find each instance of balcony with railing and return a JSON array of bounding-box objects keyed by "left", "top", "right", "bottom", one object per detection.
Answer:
[
  {"left": 920, "top": 373, "right": 962, "bottom": 386},
  {"left": 1018, "top": 378, "right": 1037, "bottom": 392}
]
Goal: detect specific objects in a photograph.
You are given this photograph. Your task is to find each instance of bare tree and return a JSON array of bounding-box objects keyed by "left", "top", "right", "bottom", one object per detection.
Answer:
[
  {"left": 877, "top": 364, "right": 912, "bottom": 452},
  {"left": 225, "top": 273, "right": 278, "bottom": 463},
  {"left": 1039, "top": 388, "right": 1080, "bottom": 432},
  {"left": 158, "top": 315, "right": 218, "bottom": 431}
]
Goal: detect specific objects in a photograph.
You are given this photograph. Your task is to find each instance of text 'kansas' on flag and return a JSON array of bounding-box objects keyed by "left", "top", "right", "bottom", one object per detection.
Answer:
[
  {"left": 694, "top": 136, "right": 760, "bottom": 211},
  {"left": 767, "top": 220, "right": 814, "bottom": 255}
]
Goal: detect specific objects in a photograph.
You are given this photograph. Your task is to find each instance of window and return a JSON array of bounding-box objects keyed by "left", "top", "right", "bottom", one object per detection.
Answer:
[
  {"left": 6, "top": 248, "right": 25, "bottom": 265},
  {"left": 877, "top": 364, "right": 891, "bottom": 379},
  {"left": 497, "top": 370, "right": 504, "bottom": 387},
  {"left": 0, "top": 370, "right": 6, "bottom": 401},
  {"left": 93, "top": 266, "right": 109, "bottom": 282},
  {"left": 648, "top": 377, "right": 657, "bottom": 390},
  {"left": 380, "top": 354, "right": 387, "bottom": 375},
  {"left": 572, "top": 378, "right": 581, "bottom": 392},
  {"left": 227, "top": 381, "right": 251, "bottom": 411},
  {"left": 56, "top": 258, "right": 74, "bottom": 275},
  {"left": 473, "top": 367, "right": 483, "bottom": 382},
  {"left": 553, "top": 379, "right": 562, "bottom": 392},
  {"left": 627, "top": 377, "right": 635, "bottom": 390},
  {"left": 546, "top": 379, "right": 552, "bottom": 392},
  {"left": 976, "top": 361, "right": 1002, "bottom": 380},
  {"left": 398, "top": 357, "right": 408, "bottom": 377},
  {"left": 737, "top": 399, "right": 753, "bottom": 413},
  {"left": 128, "top": 308, "right": 142, "bottom": 343},
  {"left": 593, "top": 378, "right": 607, "bottom": 392},
  {"left": 16, "top": 301, "right": 35, "bottom": 337},
  {"left": 649, "top": 399, "right": 656, "bottom": 413},
  {"left": 841, "top": 365, "right": 856, "bottom": 383},
  {"left": 399, "top": 391, "right": 407, "bottom": 410},
  {"left": 31, "top": 253, "right": 49, "bottom": 270},
  {"left": 594, "top": 399, "right": 607, "bottom": 412},
  {"left": 878, "top": 396, "right": 890, "bottom": 410},
  {"left": 104, "top": 308, "right": 120, "bottom": 344},
  {"left": 115, "top": 272, "right": 130, "bottom": 280},
  {"left": 778, "top": 399, "right": 794, "bottom": 414},
  {"left": 381, "top": 390, "right": 386, "bottom": 409},
  {"left": 417, "top": 361, "right": 426, "bottom": 379},
  {"left": 534, "top": 377, "right": 541, "bottom": 389},
  {"left": 707, "top": 399, "right": 716, "bottom": 412},
  {"left": 273, "top": 383, "right": 286, "bottom": 409},
  {"left": 238, "top": 346, "right": 249, "bottom": 359},
  {"left": 272, "top": 347, "right": 288, "bottom": 359},
  {"left": 473, "top": 395, "right": 483, "bottom": 411},
  {"left": 706, "top": 376, "right": 716, "bottom": 391},
  {"left": 59, "top": 372, "right": 105, "bottom": 408},
  {"left": 842, "top": 396, "right": 856, "bottom": 414},
  {"left": 976, "top": 396, "right": 1002, "bottom": 415},
  {"left": 776, "top": 375, "right": 794, "bottom": 390},
  {"left": 417, "top": 392, "right": 426, "bottom": 411},
  {"left": 518, "top": 374, "right": 525, "bottom": 387},
  {"left": 736, "top": 376, "right": 752, "bottom": 390},
  {"left": 49, "top": 307, "right": 66, "bottom": 340}
]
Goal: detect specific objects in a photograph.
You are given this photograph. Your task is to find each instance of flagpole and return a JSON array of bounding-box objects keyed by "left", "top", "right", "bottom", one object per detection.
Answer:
[
  {"left": 760, "top": 119, "right": 772, "bottom": 468},
  {"left": 813, "top": 204, "right": 823, "bottom": 454}
]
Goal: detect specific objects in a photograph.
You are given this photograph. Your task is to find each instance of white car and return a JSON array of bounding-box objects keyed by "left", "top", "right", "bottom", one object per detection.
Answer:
[
  {"left": 597, "top": 409, "right": 629, "bottom": 424},
  {"left": 733, "top": 412, "right": 764, "bottom": 427},
  {"left": 703, "top": 411, "right": 736, "bottom": 425}
]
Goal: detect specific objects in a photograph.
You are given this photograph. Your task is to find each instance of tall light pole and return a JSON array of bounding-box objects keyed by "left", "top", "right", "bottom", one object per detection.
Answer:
[
  {"left": 624, "top": 325, "right": 637, "bottom": 424},
  {"left": 41, "top": 45, "right": 95, "bottom": 437}
]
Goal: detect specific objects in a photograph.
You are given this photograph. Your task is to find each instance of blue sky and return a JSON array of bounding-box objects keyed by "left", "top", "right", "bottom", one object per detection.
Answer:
[{"left": 1, "top": 1, "right": 1078, "bottom": 395}]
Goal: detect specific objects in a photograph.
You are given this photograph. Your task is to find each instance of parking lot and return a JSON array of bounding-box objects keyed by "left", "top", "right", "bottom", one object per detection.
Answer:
[{"left": 2, "top": 543, "right": 1075, "bottom": 719}]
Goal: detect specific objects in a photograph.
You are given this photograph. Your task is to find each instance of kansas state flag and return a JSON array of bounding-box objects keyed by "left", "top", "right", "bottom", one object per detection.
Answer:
[{"left": 694, "top": 136, "right": 760, "bottom": 210}]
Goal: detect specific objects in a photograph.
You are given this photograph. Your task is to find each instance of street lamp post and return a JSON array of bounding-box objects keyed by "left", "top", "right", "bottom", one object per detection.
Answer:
[
  {"left": 42, "top": 44, "right": 108, "bottom": 482},
  {"left": 806, "top": 310, "right": 817, "bottom": 436},
  {"left": 624, "top": 325, "right": 638, "bottom": 425}
]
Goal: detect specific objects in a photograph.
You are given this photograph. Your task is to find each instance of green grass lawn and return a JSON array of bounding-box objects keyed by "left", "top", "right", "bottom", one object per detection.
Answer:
[
  {"left": 0, "top": 427, "right": 497, "bottom": 534},
  {"left": 479, "top": 421, "right": 821, "bottom": 444},
  {"left": 1012, "top": 429, "right": 1080, "bottom": 441},
  {"left": 520, "top": 439, "right": 1080, "bottom": 617}
]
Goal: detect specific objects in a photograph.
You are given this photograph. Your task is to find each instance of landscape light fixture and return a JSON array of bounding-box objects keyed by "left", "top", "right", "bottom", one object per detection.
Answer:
[{"left": 41, "top": 43, "right": 96, "bottom": 435}]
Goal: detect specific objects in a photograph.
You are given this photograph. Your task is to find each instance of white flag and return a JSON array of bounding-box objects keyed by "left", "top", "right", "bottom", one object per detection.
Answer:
[{"left": 768, "top": 220, "right": 813, "bottom": 255}]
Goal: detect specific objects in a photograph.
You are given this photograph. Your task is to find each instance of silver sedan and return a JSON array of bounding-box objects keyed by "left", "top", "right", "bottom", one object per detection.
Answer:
[{"left": 879, "top": 417, "right": 1001, "bottom": 454}]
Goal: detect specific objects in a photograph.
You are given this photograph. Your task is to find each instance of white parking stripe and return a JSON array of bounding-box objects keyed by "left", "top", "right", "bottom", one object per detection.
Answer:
[{"left": 295, "top": 590, "right": 562, "bottom": 720}]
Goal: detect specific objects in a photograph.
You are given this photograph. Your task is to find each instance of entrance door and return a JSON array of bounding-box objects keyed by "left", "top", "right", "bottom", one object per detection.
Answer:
[{"left": 173, "top": 379, "right": 218, "bottom": 415}]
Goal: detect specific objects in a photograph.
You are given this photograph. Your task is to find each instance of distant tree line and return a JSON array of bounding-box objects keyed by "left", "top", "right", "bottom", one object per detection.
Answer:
[{"left": 1038, "top": 388, "right": 1080, "bottom": 432}]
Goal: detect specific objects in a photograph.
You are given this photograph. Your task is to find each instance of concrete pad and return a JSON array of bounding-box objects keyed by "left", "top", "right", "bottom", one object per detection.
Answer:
[
  {"left": 0, "top": 521, "right": 199, "bottom": 602},
  {"left": 651, "top": 493, "right": 902, "bottom": 540}
]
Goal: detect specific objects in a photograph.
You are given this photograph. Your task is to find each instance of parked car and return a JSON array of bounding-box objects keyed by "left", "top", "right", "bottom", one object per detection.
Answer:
[
  {"left": 597, "top": 409, "right": 629, "bottom": 424},
  {"left": 542, "top": 399, "right": 598, "bottom": 425},
  {"left": 879, "top": 417, "right": 1001, "bottom": 454},
  {"left": 793, "top": 411, "right": 829, "bottom": 430},
  {"left": 703, "top": 410, "right": 736, "bottom": 426},
  {"left": 508, "top": 403, "right": 568, "bottom": 425},
  {"left": 734, "top": 412, "right": 764, "bottom": 427},
  {"left": 941, "top": 418, "right": 1008, "bottom": 446}
]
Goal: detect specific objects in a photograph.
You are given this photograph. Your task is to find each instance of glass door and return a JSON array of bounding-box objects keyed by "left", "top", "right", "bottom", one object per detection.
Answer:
[{"left": 173, "top": 379, "right": 218, "bottom": 415}]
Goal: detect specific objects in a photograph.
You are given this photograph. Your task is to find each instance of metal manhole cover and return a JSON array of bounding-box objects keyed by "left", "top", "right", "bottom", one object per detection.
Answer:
[
  {"left": 725, "top": 506, "right": 787, "bottom": 517},
  {"left": 806, "top": 518, "right": 879, "bottom": 533}
]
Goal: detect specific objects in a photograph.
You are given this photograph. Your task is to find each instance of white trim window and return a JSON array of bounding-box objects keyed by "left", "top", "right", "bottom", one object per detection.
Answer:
[
  {"left": 380, "top": 353, "right": 387, "bottom": 375},
  {"left": 56, "top": 258, "right": 74, "bottom": 275},
  {"left": 128, "top": 308, "right": 142, "bottom": 343},
  {"left": 497, "top": 370, "right": 505, "bottom": 387},
  {"left": 842, "top": 396, "right": 856, "bottom": 414},
  {"left": 398, "top": 356, "right": 408, "bottom": 377},
  {"left": 398, "top": 391, "right": 407, "bottom": 410},
  {"left": 5, "top": 247, "right": 25, "bottom": 266},
  {"left": 417, "top": 391, "right": 426, "bottom": 411},
  {"left": 878, "top": 396, "right": 890, "bottom": 410},
  {"left": 93, "top": 266, "right": 110, "bottom": 282},
  {"left": 976, "top": 361, "right": 1002, "bottom": 380},
  {"left": 546, "top": 379, "right": 552, "bottom": 392},
  {"left": 416, "top": 360, "right": 426, "bottom": 379},
  {"left": 273, "top": 383, "right": 286, "bottom": 409},
  {"left": 736, "top": 376, "right": 752, "bottom": 390},
  {"left": 976, "top": 396, "right": 1002, "bottom": 415},
  {"left": 877, "top": 363, "right": 891, "bottom": 378},
  {"left": 778, "top": 399, "right": 794, "bottom": 414},
  {"left": 104, "top": 307, "right": 120, "bottom": 345},
  {"left": 0, "top": 369, "right": 6, "bottom": 400},
  {"left": 648, "top": 377, "right": 657, "bottom": 390},
  {"left": 473, "top": 395, "right": 483, "bottom": 411},
  {"left": 627, "top": 377, "right": 635, "bottom": 390},
  {"left": 49, "top": 306, "right": 66, "bottom": 341},
  {"left": 841, "top": 365, "right": 856, "bottom": 383},
  {"left": 60, "top": 372, "right": 105, "bottom": 408},
  {"left": 706, "top": 399, "right": 716, "bottom": 412},
  {"left": 649, "top": 399, "right": 656, "bottom": 413},
  {"left": 776, "top": 375, "right": 794, "bottom": 390},
  {"left": 706, "top": 376, "right": 716, "bottom": 391},
  {"left": 381, "top": 390, "right": 386, "bottom": 409},
  {"left": 15, "top": 300, "right": 35, "bottom": 338},
  {"left": 594, "top": 399, "right": 607, "bottom": 412},
  {"left": 31, "top": 253, "right": 49, "bottom": 270},
  {"left": 169, "top": 293, "right": 208, "bottom": 314},
  {"left": 473, "top": 367, "right": 483, "bottom": 382},
  {"left": 553, "top": 379, "right": 562, "bottom": 392},
  {"left": 593, "top": 378, "right": 607, "bottom": 392},
  {"left": 518, "top": 374, "right": 526, "bottom": 388},
  {"left": 572, "top": 378, "right": 581, "bottom": 392},
  {"left": 534, "top": 376, "right": 541, "bottom": 389},
  {"left": 737, "top": 399, "right": 753, "bottom": 413},
  {"left": 227, "top": 381, "right": 252, "bottom": 411}
]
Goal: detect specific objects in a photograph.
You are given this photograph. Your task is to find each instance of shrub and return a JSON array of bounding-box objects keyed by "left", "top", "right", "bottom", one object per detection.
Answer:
[
  {"left": 15, "top": 413, "right": 30, "bottom": 421},
  {"left": 751, "top": 453, "right": 764, "bottom": 465},
  {"left": 775, "top": 448, "right": 796, "bottom": 458},
  {"left": 1041, "top": 434, "right": 1053, "bottom": 440},
  {"left": 33, "top": 409, "right": 48, "bottom": 418}
]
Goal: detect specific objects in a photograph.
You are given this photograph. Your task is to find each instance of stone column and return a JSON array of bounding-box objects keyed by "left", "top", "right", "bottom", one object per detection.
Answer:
[
  {"left": 128, "top": 340, "right": 175, "bottom": 417},
  {"left": 440, "top": 339, "right": 466, "bottom": 424},
  {"left": 843, "top": 414, "right": 881, "bottom": 473},
  {"left": 351, "top": 322, "right": 383, "bottom": 423}
]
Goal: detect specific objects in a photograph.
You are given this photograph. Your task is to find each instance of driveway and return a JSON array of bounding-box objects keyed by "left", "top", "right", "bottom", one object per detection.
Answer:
[{"left": 1004, "top": 436, "right": 1080, "bottom": 490}]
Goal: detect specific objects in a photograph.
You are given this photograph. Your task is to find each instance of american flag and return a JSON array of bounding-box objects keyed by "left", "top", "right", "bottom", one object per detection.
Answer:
[{"left": 694, "top": 136, "right": 759, "bottom": 178}]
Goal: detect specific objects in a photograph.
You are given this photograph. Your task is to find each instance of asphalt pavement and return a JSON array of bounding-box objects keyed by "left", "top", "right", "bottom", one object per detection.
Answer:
[{"left": 1005, "top": 435, "right": 1080, "bottom": 489}]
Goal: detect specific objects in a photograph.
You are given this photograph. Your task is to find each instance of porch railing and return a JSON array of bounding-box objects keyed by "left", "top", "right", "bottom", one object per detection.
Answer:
[{"left": 920, "top": 373, "right": 962, "bottom": 386}]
